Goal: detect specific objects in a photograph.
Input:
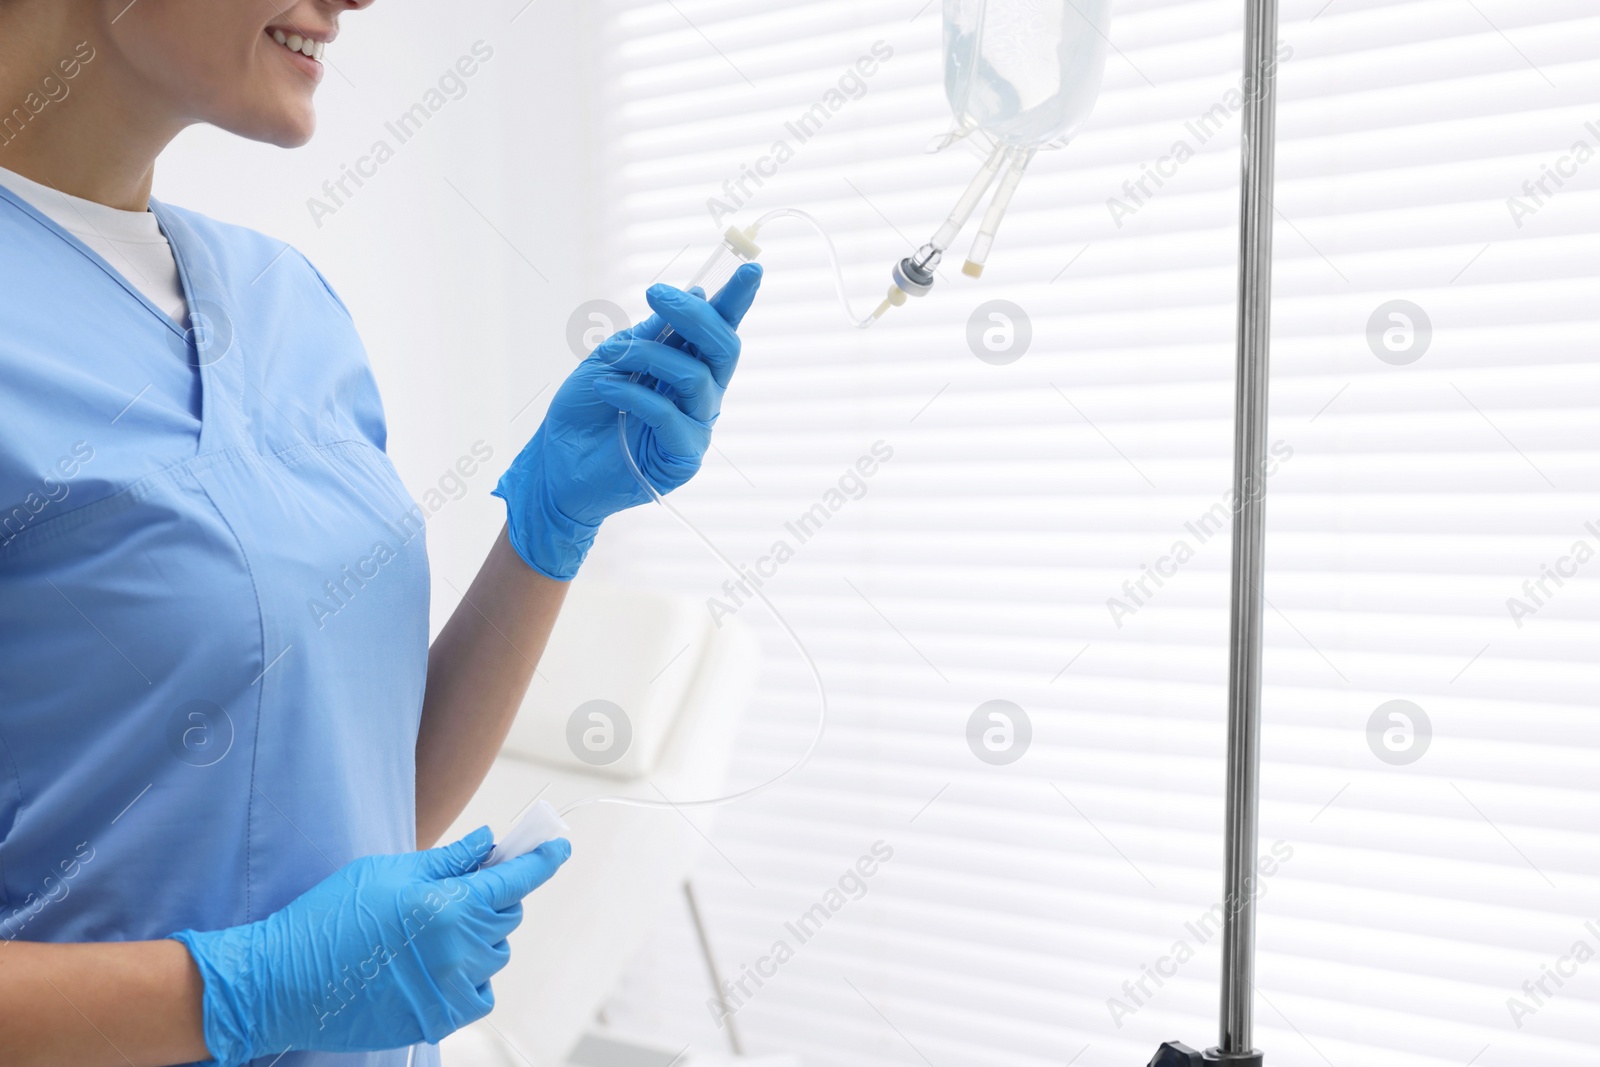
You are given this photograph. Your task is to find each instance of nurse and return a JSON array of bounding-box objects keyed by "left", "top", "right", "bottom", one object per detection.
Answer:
[{"left": 0, "top": 2, "right": 761, "bottom": 1066}]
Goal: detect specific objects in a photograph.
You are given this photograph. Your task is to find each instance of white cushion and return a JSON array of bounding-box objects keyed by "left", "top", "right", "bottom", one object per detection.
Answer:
[
  {"left": 500, "top": 581, "right": 712, "bottom": 780},
  {"left": 442, "top": 589, "right": 762, "bottom": 1067}
]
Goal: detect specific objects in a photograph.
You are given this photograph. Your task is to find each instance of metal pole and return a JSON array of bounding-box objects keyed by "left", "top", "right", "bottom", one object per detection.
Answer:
[
  {"left": 1218, "top": 0, "right": 1280, "bottom": 1059},
  {"left": 684, "top": 879, "right": 745, "bottom": 1055}
]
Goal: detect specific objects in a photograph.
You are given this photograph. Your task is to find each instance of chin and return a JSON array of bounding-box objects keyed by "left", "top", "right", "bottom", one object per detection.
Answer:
[
  {"left": 225, "top": 107, "right": 318, "bottom": 149},
  {"left": 271, "top": 120, "right": 318, "bottom": 149}
]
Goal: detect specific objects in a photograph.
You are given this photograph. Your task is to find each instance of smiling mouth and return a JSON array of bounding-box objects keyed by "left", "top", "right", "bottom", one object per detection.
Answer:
[{"left": 269, "top": 29, "right": 327, "bottom": 62}]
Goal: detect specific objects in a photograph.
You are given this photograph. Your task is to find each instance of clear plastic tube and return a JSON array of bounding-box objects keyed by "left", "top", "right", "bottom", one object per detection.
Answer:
[
  {"left": 554, "top": 205, "right": 917, "bottom": 819},
  {"left": 557, "top": 215, "right": 857, "bottom": 819},
  {"left": 652, "top": 235, "right": 759, "bottom": 349},
  {"left": 930, "top": 142, "right": 1008, "bottom": 254},
  {"left": 655, "top": 208, "right": 877, "bottom": 350},
  {"left": 963, "top": 146, "right": 1034, "bottom": 277},
  {"left": 556, "top": 419, "right": 829, "bottom": 819},
  {"left": 684, "top": 242, "right": 749, "bottom": 296},
  {"left": 747, "top": 208, "right": 881, "bottom": 330}
]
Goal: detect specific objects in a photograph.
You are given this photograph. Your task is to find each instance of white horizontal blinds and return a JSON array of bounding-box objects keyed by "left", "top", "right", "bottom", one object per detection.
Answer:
[{"left": 588, "top": 1, "right": 1600, "bottom": 1065}]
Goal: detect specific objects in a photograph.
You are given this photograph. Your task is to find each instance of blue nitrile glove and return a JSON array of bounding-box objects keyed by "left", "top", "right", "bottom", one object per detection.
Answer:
[
  {"left": 170, "top": 828, "right": 570, "bottom": 1067},
  {"left": 494, "top": 263, "right": 763, "bottom": 579}
]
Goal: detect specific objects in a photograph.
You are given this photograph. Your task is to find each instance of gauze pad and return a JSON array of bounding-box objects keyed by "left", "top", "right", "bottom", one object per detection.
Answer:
[{"left": 484, "top": 799, "right": 571, "bottom": 867}]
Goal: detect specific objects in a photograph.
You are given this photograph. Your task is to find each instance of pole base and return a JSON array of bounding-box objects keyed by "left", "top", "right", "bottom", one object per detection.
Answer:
[{"left": 1147, "top": 1041, "right": 1263, "bottom": 1067}]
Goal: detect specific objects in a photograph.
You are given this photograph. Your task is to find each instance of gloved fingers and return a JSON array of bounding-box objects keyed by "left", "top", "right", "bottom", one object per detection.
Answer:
[
  {"left": 612, "top": 311, "right": 666, "bottom": 346},
  {"left": 465, "top": 838, "right": 571, "bottom": 911},
  {"left": 480, "top": 939, "right": 512, "bottom": 979},
  {"left": 465, "top": 977, "right": 496, "bottom": 1021},
  {"left": 699, "top": 263, "right": 763, "bottom": 388},
  {"left": 591, "top": 378, "right": 706, "bottom": 459},
  {"left": 591, "top": 341, "right": 720, "bottom": 421},
  {"left": 443, "top": 971, "right": 496, "bottom": 1026},
  {"left": 613, "top": 286, "right": 702, "bottom": 348},
  {"left": 452, "top": 934, "right": 513, "bottom": 985},
  {"left": 484, "top": 902, "right": 523, "bottom": 941},
  {"left": 448, "top": 935, "right": 514, "bottom": 975},
  {"left": 414, "top": 826, "right": 494, "bottom": 880},
  {"left": 709, "top": 262, "right": 763, "bottom": 331},
  {"left": 645, "top": 284, "right": 741, "bottom": 378}
]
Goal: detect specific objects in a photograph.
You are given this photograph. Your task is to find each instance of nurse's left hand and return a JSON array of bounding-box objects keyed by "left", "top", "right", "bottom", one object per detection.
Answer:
[
  {"left": 170, "top": 828, "right": 569, "bottom": 1066},
  {"left": 493, "top": 263, "right": 763, "bottom": 580}
]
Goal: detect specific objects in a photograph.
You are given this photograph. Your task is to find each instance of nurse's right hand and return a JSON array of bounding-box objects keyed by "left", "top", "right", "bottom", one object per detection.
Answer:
[
  {"left": 169, "top": 826, "right": 569, "bottom": 1067},
  {"left": 493, "top": 265, "right": 762, "bottom": 581}
]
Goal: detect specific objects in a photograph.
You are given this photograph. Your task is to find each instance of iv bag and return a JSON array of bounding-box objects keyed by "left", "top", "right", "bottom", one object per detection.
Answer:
[
  {"left": 942, "top": 0, "right": 1112, "bottom": 150},
  {"left": 881, "top": 0, "right": 1114, "bottom": 297}
]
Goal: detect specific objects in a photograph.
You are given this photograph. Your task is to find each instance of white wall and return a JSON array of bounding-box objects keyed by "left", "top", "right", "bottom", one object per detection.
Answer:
[{"left": 155, "top": 0, "right": 597, "bottom": 635}]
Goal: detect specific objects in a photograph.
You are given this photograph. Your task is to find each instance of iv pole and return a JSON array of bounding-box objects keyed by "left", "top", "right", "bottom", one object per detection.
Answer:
[{"left": 1150, "top": 0, "right": 1278, "bottom": 1063}]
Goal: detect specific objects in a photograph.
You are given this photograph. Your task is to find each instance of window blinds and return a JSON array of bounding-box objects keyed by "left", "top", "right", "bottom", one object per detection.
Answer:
[{"left": 582, "top": 1, "right": 1600, "bottom": 1064}]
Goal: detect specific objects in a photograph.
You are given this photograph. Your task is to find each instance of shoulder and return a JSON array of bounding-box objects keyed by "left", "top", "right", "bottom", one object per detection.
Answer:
[
  {"left": 151, "top": 200, "right": 354, "bottom": 321},
  {"left": 153, "top": 201, "right": 389, "bottom": 448}
]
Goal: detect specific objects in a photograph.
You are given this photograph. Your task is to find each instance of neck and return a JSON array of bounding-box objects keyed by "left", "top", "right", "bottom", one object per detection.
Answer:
[{"left": 0, "top": 5, "right": 184, "bottom": 210}]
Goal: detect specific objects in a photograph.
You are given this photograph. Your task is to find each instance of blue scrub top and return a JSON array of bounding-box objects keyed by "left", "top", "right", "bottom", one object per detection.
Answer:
[{"left": 0, "top": 186, "right": 436, "bottom": 1067}]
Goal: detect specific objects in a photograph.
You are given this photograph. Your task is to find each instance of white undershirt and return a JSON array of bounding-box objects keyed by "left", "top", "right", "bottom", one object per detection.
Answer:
[{"left": 0, "top": 164, "right": 188, "bottom": 321}]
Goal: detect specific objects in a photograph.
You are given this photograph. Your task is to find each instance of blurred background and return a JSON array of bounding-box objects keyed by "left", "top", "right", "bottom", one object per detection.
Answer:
[{"left": 158, "top": 1, "right": 1599, "bottom": 1065}]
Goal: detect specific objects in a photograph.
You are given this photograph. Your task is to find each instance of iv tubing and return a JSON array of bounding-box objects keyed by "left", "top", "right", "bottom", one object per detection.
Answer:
[
  {"left": 963, "top": 146, "right": 1034, "bottom": 277},
  {"left": 557, "top": 204, "right": 915, "bottom": 817},
  {"left": 750, "top": 208, "right": 880, "bottom": 329},
  {"left": 552, "top": 151, "right": 1052, "bottom": 819},
  {"left": 659, "top": 207, "right": 881, "bottom": 345},
  {"left": 557, "top": 424, "right": 829, "bottom": 818},
  {"left": 930, "top": 142, "right": 1008, "bottom": 254},
  {"left": 558, "top": 211, "right": 874, "bottom": 818}
]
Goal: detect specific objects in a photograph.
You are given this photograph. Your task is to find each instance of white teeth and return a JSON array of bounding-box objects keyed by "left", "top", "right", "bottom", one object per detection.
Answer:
[{"left": 271, "top": 30, "right": 325, "bottom": 61}]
